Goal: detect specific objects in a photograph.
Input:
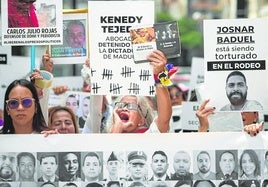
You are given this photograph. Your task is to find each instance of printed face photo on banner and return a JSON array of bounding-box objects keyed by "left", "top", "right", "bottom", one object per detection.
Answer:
[
  {"left": 50, "top": 13, "right": 88, "bottom": 64},
  {"left": 62, "top": 91, "right": 90, "bottom": 121},
  {"left": 1, "top": 149, "right": 267, "bottom": 186}
]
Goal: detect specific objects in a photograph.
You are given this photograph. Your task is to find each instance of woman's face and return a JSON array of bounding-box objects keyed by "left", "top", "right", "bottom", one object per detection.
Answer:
[
  {"left": 6, "top": 85, "right": 35, "bottom": 133},
  {"left": 241, "top": 153, "right": 256, "bottom": 177},
  {"left": 115, "top": 96, "right": 144, "bottom": 133},
  {"left": 169, "top": 87, "right": 183, "bottom": 106},
  {"left": 50, "top": 110, "right": 75, "bottom": 134}
]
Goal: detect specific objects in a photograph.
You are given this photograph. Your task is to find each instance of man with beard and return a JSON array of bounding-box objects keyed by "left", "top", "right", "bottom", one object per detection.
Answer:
[
  {"left": 171, "top": 151, "right": 193, "bottom": 181},
  {"left": 221, "top": 71, "right": 263, "bottom": 111},
  {"left": 216, "top": 150, "right": 238, "bottom": 180},
  {"left": 150, "top": 151, "right": 170, "bottom": 181},
  {"left": 193, "top": 151, "right": 215, "bottom": 180},
  {"left": 0, "top": 153, "right": 16, "bottom": 181}
]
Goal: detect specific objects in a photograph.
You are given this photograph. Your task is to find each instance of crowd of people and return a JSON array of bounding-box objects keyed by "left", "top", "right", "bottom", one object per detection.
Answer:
[{"left": 1, "top": 19, "right": 266, "bottom": 187}]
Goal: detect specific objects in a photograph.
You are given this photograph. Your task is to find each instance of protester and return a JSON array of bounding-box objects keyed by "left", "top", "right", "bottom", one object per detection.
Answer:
[
  {"left": 168, "top": 84, "right": 187, "bottom": 106},
  {"left": 48, "top": 106, "right": 79, "bottom": 134},
  {"left": 2, "top": 79, "right": 49, "bottom": 134},
  {"left": 106, "top": 50, "right": 172, "bottom": 133},
  {"left": 8, "top": 0, "right": 39, "bottom": 28}
]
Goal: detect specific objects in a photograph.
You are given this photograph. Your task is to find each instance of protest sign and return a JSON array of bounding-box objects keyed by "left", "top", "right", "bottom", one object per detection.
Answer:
[
  {"left": 1, "top": 0, "right": 63, "bottom": 46},
  {"left": 202, "top": 18, "right": 268, "bottom": 111},
  {"left": 181, "top": 101, "right": 200, "bottom": 131},
  {"left": 88, "top": 1, "right": 155, "bottom": 95},
  {"left": 49, "top": 13, "right": 88, "bottom": 64}
]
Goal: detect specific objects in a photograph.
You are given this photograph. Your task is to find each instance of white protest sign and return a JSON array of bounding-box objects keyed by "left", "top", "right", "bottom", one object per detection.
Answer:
[
  {"left": 50, "top": 13, "right": 88, "bottom": 64},
  {"left": 187, "top": 57, "right": 204, "bottom": 101},
  {"left": 2, "top": 0, "right": 63, "bottom": 46},
  {"left": 88, "top": 1, "right": 155, "bottom": 95},
  {"left": 203, "top": 18, "right": 268, "bottom": 111},
  {"left": 208, "top": 112, "right": 243, "bottom": 132},
  {"left": 180, "top": 101, "right": 199, "bottom": 131},
  {"left": 189, "top": 57, "right": 204, "bottom": 91}
]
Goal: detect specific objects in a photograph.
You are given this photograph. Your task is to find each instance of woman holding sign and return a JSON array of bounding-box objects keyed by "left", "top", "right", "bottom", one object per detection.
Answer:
[{"left": 108, "top": 50, "right": 172, "bottom": 133}]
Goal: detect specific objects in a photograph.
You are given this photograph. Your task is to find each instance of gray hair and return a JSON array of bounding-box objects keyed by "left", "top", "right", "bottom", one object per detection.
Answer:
[{"left": 105, "top": 95, "right": 155, "bottom": 132}]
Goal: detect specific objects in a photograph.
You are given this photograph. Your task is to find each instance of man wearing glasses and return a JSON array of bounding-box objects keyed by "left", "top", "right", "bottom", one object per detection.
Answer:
[{"left": 64, "top": 20, "right": 87, "bottom": 57}]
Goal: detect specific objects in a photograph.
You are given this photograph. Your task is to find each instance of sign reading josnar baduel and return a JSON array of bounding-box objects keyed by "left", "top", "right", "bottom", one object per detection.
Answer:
[{"left": 202, "top": 18, "right": 268, "bottom": 112}]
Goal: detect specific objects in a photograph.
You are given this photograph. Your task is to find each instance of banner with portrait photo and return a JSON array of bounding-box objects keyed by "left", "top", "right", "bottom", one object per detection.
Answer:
[
  {"left": 1, "top": 0, "right": 63, "bottom": 46},
  {"left": 202, "top": 18, "right": 268, "bottom": 111},
  {"left": 49, "top": 12, "right": 88, "bottom": 64},
  {"left": 1, "top": 133, "right": 268, "bottom": 187},
  {"left": 88, "top": 1, "right": 155, "bottom": 95}
]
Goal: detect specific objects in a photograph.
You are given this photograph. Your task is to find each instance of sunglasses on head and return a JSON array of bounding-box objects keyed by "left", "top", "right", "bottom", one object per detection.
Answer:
[
  {"left": 6, "top": 98, "right": 35, "bottom": 110},
  {"left": 114, "top": 102, "right": 141, "bottom": 111}
]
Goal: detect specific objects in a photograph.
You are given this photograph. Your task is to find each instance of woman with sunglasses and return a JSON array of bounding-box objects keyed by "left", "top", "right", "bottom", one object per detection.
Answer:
[
  {"left": 107, "top": 50, "right": 172, "bottom": 133},
  {"left": 2, "top": 79, "right": 49, "bottom": 134}
]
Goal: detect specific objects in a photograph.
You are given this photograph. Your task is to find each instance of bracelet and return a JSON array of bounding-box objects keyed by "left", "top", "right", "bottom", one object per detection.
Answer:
[
  {"left": 154, "top": 64, "right": 178, "bottom": 87},
  {"left": 154, "top": 82, "right": 166, "bottom": 88}
]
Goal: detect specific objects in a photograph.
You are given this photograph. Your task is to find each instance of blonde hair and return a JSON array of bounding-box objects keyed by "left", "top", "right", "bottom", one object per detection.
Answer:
[
  {"left": 106, "top": 95, "right": 155, "bottom": 133},
  {"left": 48, "top": 105, "right": 79, "bottom": 133}
]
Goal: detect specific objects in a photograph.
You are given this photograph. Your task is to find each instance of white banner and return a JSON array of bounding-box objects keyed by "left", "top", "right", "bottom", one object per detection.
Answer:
[{"left": 1, "top": 133, "right": 268, "bottom": 186}]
